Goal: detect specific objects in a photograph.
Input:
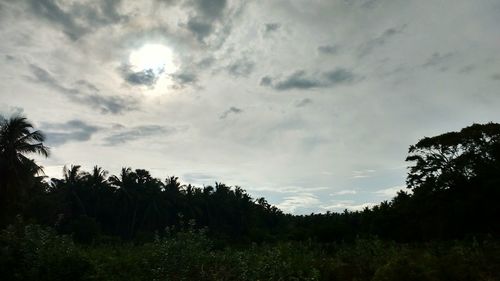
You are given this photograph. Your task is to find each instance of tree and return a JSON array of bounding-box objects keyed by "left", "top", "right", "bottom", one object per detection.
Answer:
[
  {"left": 404, "top": 122, "right": 500, "bottom": 238},
  {"left": 0, "top": 115, "right": 49, "bottom": 223},
  {"left": 406, "top": 122, "right": 500, "bottom": 193}
]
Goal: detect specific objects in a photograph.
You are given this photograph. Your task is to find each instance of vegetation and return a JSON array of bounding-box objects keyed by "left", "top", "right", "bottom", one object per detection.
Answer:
[{"left": 1, "top": 114, "right": 500, "bottom": 280}]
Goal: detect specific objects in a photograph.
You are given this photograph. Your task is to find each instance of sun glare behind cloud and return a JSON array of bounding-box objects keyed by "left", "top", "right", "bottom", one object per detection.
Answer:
[{"left": 129, "top": 44, "right": 178, "bottom": 75}]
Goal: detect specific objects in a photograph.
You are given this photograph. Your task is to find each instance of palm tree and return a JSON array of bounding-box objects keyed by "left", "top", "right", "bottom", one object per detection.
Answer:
[
  {"left": 84, "top": 166, "right": 110, "bottom": 217},
  {"left": 0, "top": 115, "right": 49, "bottom": 219},
  {"left": 0, "top": 115, "right": 49, "bottom": 172},
  {"left": 62, "top": 165, "right": 88, "bottom": 217}
]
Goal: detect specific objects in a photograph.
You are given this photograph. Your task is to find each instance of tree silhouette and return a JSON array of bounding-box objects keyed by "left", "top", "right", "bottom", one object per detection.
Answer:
[
  {"left": 0, "top": 115, "right": 49, "bottom": 224},
  {"left": 400, "top": 123, "right": 500, "bottom": 239}
]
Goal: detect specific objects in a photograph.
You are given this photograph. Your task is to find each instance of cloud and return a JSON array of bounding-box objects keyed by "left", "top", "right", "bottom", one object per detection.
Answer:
[
  {"left": 491, "top": 74, "right": 500, "bottom": 80},
  {"left": 29, "top": 64, "right": 137, "bottom": 114},
  {"left": 324, "top": 68, "right": 356, "bottom": 84},
  {"left": 103, "top": 125, "right": 175, "bottom": 145},
  {"left": 318, "top": 45, "right": 339, "bottom": 55},
  {"left": 357, "top": 25, "right": 406, "bottom": 58},
  {"left": 331, "top": 190, "right": 357, "bottom": 195},
  {"left": 0, "top": 105, "right": 24, "bottom": 117},
  {"left": 262, "top": 68, "right": 358, "bottom": 91},
  {"left": 263, "top": 23, "right": 281, "bottom": 34},
  {"left": 25, "top": 0, "right": 125, "bottom": 40},
  {"left": 260, "top": 76, "right": 273, "bottom": 86},
  {"left": 42, "top": 119, "right": 100, "bottom": 146},
  {"left": 321, "top": 201, "right": 376, "bottom": 212},
  {"left": 271, "top": 70, "right": 323, "bottom": 90},
  {"left": 121, "top": 67, "right": 159, "bottom": 87},
  {"left": 78, "top": 94, "right": 137, "bottom": 115},
  {"left": 226, "top": 58, "right": 255, "bottom": 77},
  {"left": 220, "top": 106, "right": 243, "bottom": 119},
  {"left": 277, "top": 193, "right": 320, "bottom": 213},
  {"left": 193, "top": 0, "right": 227, "bottom": 19},
  {"left": 182, "top": 172, "right": 215, "bottom": 184},
  {"left": 351, "top": 169, "right": 376, "bottom": 179},
  {"left": 374, "top": 185, "right": 406, "bottom": 198},
  {"left": 171, "top": 72, "right": 198, "bottom": 86},
  {"left": 183, "top": 0, "right": 228, "bottom": 41},
  {"left": 422, "top": 52, "right": 454, "bottom": 69},
  {"left": 295, "top": 98, "right": 313, "bottom": 107},
  {"left": 26, "top": 0, "right": 87, "bottom": 40},
  {"left": 186, "top": 18, "right": 214, "bottom": 41}
]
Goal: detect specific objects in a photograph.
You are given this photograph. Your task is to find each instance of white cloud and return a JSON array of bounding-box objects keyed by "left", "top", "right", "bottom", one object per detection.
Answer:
[
  {"left": 331, "top": 190, "right": 357, "bottom": 195},
  {"left": 276, "top": 193, "right": 321, "bottom": 214},
  {"left": 321, "top": 200, "right": 377, "bottom": 212},
  {"left": 374, "top": 185, "right": 406, "bottom": 198}
]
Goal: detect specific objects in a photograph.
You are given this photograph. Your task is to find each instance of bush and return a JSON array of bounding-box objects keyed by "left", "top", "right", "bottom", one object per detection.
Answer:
[{"left": 0, "top": 222, "right": 92, "bottom": 281}]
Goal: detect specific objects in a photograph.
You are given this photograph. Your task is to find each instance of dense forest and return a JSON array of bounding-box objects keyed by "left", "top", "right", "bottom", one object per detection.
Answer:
[{"left": 1, "top": 115, "right": 500, "bottom": 280}]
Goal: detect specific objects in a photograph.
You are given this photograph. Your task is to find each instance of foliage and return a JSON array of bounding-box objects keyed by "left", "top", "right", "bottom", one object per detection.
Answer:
[
  {"left": 2, "top": 223, "right": 499, "bottom": 281},
  {"left": 0, "top": 220, "right": 92, "bottom": 281}
]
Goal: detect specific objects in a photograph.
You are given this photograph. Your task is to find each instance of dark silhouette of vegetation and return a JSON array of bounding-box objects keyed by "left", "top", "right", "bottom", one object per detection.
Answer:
[{"left": 1, "top": 114, "right": 500, "bottom": 280}]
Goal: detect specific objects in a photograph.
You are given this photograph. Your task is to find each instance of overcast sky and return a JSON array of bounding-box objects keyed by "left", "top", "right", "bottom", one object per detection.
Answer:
[{"left": 1, "top": 0, "right": 499, "bottom": 213}]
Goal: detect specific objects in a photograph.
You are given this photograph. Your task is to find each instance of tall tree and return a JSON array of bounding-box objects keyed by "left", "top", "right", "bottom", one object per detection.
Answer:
[
  {"left": 404, "top": 123, "right": 500, "bottom": 238},
  {"left": 0, "top": 115, "right": 49, "bottom": 223}
]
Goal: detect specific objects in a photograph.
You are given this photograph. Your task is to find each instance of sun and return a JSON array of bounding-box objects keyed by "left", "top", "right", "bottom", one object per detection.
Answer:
[{"left": 129, "top": 44, "right": 178, "bottom": 75}]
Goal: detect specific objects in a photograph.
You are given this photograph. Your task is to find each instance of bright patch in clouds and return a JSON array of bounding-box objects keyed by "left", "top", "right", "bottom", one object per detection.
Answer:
[{"left": 129, "top": 44, "right": 178, "bottom": 75}]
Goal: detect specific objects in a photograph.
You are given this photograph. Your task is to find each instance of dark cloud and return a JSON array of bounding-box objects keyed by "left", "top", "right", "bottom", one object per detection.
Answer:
[
  {"left": 357, "top": 25, "right": 406, "bottom": 58},
  {"left": 25, "top": 0, "right": 125, "bottom": 40},
  {"left": 492, "top": 74, "right": 500, "bottom": 80},
  {"left": 295, "top": 98, "right": 313, "bottom": 107},
  {"left": 262, "top": 68, "right": 358, "bottom": 91},
  {"left": 122, "top": 68, "right": 159, "bottom": 87},
  {"left": 103, "top": 125, "right": 175, "bottom": 145},
  {"left": 220, "top": 106, "right": 243, "bottom": 119},
  {"left": 274, "top": 71, "right": 323, "bottom": 91},
  {"left": 184, "top": 0, "right": 228, "bottom": 41},
  {"left": 80, "top": 94, "right": 137, "bottom": 115},
  {"left": 422, "top": 52, "right": 454, "bottom": 69},
  {"left": 226, "top": 59, "right": 255, "bottom": 77},
  {"left": 4, "top": 55, "right": 15, "bottom": 61},
  {"left": 172, "top": 72, "right": 198, "bottom": 85},
  {"left": 186, "top": 18, "right": 214, "bottom": 40},
  {"left": 194, "top": 0, "right": 227, "bottom": 19},
  {"left": 264, "top": 23, "right": 281, "bottom": 34},
  {"left": 29, "top": 64, "right": 137, "bottom": 114},
  {"left": 260, "top": 76, "right": 272, "bottom": 86},
  {"left": 318, "top": 45, "right": 339, "bottom": 55},
  {"left": 323, "top": 68, "right": 356, "bottom": 84},
  {"left": 26, "top": 0, "right": 86, "bottom": 40},
  {"left": 42, "top": 120, "right": 100, "bottom": 146}
]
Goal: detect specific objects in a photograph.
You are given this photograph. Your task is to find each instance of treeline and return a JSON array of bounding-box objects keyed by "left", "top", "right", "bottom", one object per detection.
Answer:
[
  {"left": 1, "top": 116, "right": 500, "bottom": 244},
  {"left": 23, "top": 166, "right": 284, "bottom": 244}
]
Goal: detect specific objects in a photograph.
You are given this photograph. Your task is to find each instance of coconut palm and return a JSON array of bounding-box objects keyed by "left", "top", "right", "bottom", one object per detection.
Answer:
[
  {"left": 0, "top": 115, "right": 49, "bottom": 173},
  {"left": 0, "top": 115, "right": 49, "bottom": 222},
  {"left": 62, "top": 165, "right": 88, "bottom": 217}
]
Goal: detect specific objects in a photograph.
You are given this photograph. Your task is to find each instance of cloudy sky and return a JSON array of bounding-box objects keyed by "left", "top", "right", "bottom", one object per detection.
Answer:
[{"left": 1, "top": 0, "right": 499, "bottom": 213}]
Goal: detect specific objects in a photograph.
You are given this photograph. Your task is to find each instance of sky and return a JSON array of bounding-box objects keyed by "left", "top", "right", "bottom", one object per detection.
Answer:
[{"left": 0, "top": 0, "right": 499, "bottom": 214}]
